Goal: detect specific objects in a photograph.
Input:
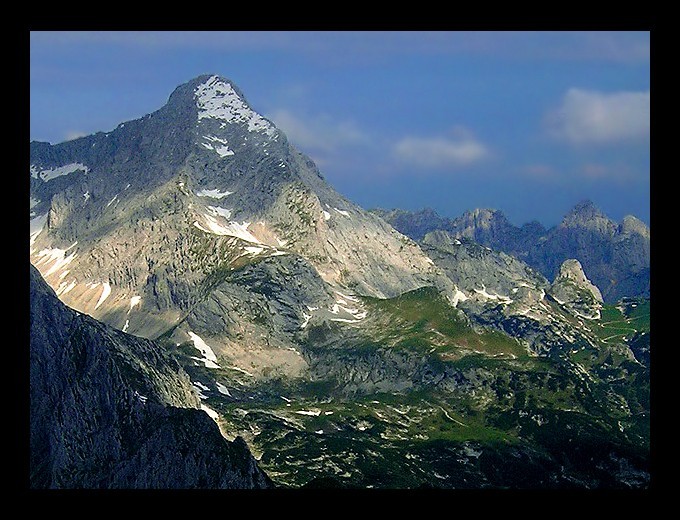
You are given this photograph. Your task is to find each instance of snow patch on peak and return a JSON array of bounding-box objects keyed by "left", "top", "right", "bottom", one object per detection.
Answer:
[
  {"left": 34, "top": 244, "right": 78, "bottom": 276},
  {"left": 201, "top": 404, "right": 220, "bottom": 422},
  {"left": 300, "top": 311, "right": 312, "bottom": 329},
  {"left": 328, "top": 294, "right": 368, "bottom": 324},
  {"left": 56, "top": 280, "right": 77, "bottom": 297},
  {"left": 295, "top": 410, "right": 321, "bottom": 416},
  {"left": 192, "top": 382, "right": 208, "bottom": 399},
  {"left": 451, "top": 288, "right": 469, "bottom": 307},
  {"left": 134, "top": 390, "right": 147, "bottom": 404},
  {"left": 216, "top": 382, "right": 232, "bottom": 396},
  {"left": 335, "top": 291, "right": 359, "bottom": 303},
  {"left": 244, "top": 245, "right": 265, "bottom": 255},
  {"left": 207, "top": 206, "right": 233, "bottom": 219},
  {"left": 193, "top": 380, "right": 210, "bottom": 392},
  {"left": 194, "top": 75, "right": 276, "bottom": 136},
  {"left": 129, "top": 296, "right": 142, "bottom": 312},
  {"left": 473, "top": 285, "right": 513, "bottom": 304}
]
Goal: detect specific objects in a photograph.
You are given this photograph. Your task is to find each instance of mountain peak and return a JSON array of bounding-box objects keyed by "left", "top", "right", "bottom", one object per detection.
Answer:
[
  {"left": 561, "top": 200, "right": 617, "bottom": 234},
  {"left": 548, "top": 258, "right": 603, "bottom": 319},
  {"left": 565, "top": 199, "right": 606, "bottom": 221},
  {"left": 168, "top": 74, "right": 239, "bottom": 102},
  {"left": 458, "top": 207, "right": 509, "bottom": 229},
  {"left": 190, "top": 75, "right": 277, "bottom": 137},
  {"left": 162, "top": 74, "right": 278, "bottom": 141},
  {"left": 621, "top": 215, "right": 650, "bottom": 238}
]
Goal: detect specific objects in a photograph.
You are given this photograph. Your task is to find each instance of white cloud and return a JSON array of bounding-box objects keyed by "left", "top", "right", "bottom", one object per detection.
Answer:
[
  {"left": 268, "top": 109, "right": 368, "bottom": 153},
  {"left": 548, "top": 88, "right": 650, "bottom": 145},
  {"left": 393, "top": 130, "right": 489, "bottom": 169},
  {"left": 64, "top": 130, "right": 86, "bottom": 141}
]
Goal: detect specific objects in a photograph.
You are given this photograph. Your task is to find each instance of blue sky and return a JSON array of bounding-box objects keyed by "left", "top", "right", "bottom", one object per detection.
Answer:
[{"left": 30, "top": 31, "right": 650, "bottom": 226}]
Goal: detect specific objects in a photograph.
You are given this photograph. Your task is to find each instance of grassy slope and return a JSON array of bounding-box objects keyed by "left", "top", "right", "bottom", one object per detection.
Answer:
[
  {"left": 170, "top": 287, "right": 650, "bottom": 488},
  {"left": 592, "top": 298, "right": 650, "bottom": 344},
  {"left": 362, "top": 286, "right": 528, "bottom": 360}
]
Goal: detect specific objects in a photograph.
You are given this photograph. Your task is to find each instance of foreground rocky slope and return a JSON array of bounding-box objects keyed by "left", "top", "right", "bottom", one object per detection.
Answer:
[{"left": 30, "top": 264, "right": 271, "bottom": 489}]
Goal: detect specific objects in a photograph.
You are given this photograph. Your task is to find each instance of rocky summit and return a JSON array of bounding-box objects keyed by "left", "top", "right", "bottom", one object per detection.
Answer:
[
  {"left": 30, "top": 74, "right": 650, "bottom": 489},
  {"left": 30, "top": 74, "right": 455, "bottom": 380},
  {"left": 548, "top": 259, "right": 604, "bottom": 321}
]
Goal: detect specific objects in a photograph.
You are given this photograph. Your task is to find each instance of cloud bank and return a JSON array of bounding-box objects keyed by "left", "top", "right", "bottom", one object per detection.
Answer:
[
  {"left": 548, "top": 88, "right": 650, "bottom": 145},
  {"left": 393, "top": 131, "right": 490, "bottom": 169},
  {"left": 30, "top": 31, "right": 649, "bottom": 64},
  {"left": 268, "top": 109, "right": 367, "bottom": 153}
]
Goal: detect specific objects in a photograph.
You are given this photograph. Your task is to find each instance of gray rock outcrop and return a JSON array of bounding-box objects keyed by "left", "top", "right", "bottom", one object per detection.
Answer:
[
  {"left": 548, "top": 259, "right": 604, "bottom": 320},
  {"left": 30, "top": 264, "right": 271, "bottom": 489},
  {"left": 418, "top": 231, "right": 603, "bottom": 355}
]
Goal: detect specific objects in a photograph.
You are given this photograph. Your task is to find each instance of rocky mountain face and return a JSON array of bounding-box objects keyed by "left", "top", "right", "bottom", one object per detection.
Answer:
[
  {"left": 416, "top": 231, "right": 620, "bottom": 358},
  {"left": 420, "top": 230, "right": 549, "bottom": 309},
  {"left": 526, "top": 201, "right": 649, "bottom": 303},
  {"left": 30, "top": 74, "right": 650, "bottom": 489},
  {"left": 373, "top": 200, "right": 649, "bottom": 303},
  {"left": 548, "top": 259, "right": 604, "bottom": 320},
  {"left": 372, "top": 208, "right": 451, "bottom": 241},
  {"left": 30, "top": 264, "right": 271, "bottom": 488},
  {"left": 30, "top": 74, "right": 455, "bottom": 380}
]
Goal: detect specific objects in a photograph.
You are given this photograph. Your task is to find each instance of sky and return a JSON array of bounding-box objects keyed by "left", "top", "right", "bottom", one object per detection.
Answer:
[{"left": 29, "top": 31, "right": 650, "bottom": 227}]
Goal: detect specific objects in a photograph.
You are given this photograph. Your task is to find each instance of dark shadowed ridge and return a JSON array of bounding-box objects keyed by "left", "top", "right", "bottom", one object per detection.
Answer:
[{"left": 29, "top": 264, "right": 272, "bottom": 489}]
